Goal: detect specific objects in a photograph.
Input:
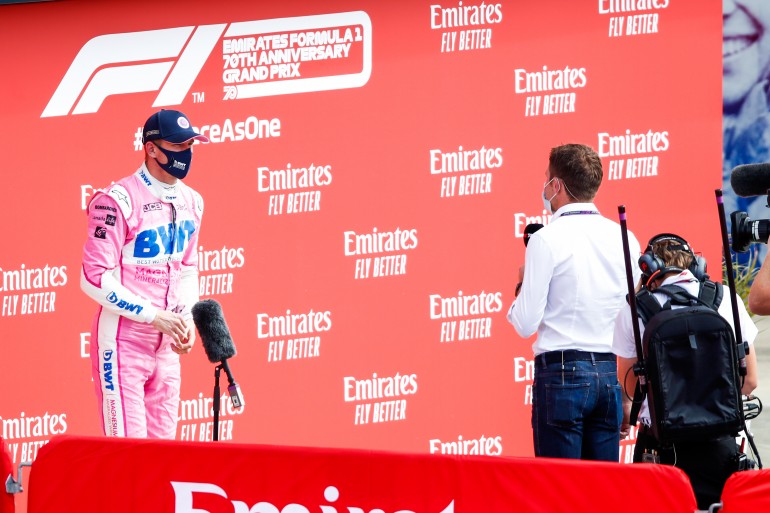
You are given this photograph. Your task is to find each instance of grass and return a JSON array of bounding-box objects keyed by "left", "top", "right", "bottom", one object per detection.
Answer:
[{"left": 724, "top": 250, "right": 761, "bottom": 315}]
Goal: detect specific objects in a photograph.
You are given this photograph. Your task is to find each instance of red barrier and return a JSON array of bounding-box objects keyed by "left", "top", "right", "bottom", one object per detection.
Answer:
[
  {"left": 719, "top": 469, "right": 770, "bottom": 513},
  {"left": 0, "top": 437, "right": 15, "bottom": 513},
  {"left": 27, "top": 435, "right": 696, "bottom": 513}
]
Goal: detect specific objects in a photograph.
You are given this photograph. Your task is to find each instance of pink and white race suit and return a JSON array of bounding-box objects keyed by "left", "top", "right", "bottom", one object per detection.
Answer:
[{"left": 81, "top": 164, "right": 202, "bottom": 439}]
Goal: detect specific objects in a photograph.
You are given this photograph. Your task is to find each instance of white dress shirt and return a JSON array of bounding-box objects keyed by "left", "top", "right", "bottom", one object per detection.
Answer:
[
  {"left": 612, "top": 270, "right": 757, "bottom": 423},
  {"left": 508, "top": 202, "right": 641, "bottom": 355}
]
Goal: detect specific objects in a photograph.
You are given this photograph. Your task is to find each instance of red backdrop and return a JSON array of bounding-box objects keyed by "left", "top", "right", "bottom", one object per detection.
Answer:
[{"left": 0, "top": 0, "right": 721, "bottom": 472}]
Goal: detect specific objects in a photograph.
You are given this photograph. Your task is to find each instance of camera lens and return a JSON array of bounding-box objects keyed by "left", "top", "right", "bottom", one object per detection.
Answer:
[
  {"left": 731, "top": 211, "right": 770, "bottom": 252},
  {"left": 755, "top": 220, "right": 770, "bottom": 245}
]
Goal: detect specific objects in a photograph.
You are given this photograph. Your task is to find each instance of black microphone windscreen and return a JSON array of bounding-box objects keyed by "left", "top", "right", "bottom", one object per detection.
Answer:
[
  {"left": 191, "top": 299, "right": 236, "bottom": 363},
  {"left": 730, "top": 163, "right": 770, "bottom": 197},
  {"left": 523, "top": 223, "right": 544, "bottom": 246}
]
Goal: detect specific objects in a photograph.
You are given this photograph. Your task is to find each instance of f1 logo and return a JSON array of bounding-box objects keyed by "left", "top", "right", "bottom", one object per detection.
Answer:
[{"left": 41, "top": 25, "right": 225, "bottom": 118}]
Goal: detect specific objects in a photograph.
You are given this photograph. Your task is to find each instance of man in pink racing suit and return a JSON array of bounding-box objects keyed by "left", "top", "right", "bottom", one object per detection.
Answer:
[{"left": 81, "top": 109, "right": 208, "bottom": 438}]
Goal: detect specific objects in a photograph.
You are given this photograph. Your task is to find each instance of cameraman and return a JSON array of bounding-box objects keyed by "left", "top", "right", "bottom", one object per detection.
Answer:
[
  {"left": 749, "top": 255, "right": 770, "bottom": 313},
  {"left": 614, "top": 235, "right": 758, "bottom": 509}
]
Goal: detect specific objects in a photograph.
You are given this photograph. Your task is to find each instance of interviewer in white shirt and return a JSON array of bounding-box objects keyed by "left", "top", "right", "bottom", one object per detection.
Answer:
[{"left": 508, "top": 143, "right": 641, "bottom": 461}]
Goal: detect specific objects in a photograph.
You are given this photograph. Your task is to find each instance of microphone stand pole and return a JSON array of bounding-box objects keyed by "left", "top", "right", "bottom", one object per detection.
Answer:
[
  {"left": 715, "top": 190, "right": 746, "bottom": 376},
  {"left": 618, "top": 205, "right": 647, "bottom": 429},
  {"left": 716, "top": 189, "right": 762, "bottom": 468},
  {"left": 212, "top": 365, "right": 222, "bottom": 442}
]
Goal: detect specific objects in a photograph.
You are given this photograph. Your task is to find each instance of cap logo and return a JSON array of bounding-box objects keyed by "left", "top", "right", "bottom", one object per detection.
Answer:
[{"left": 177, "top": 116, "right": 190, "bottom": 129}]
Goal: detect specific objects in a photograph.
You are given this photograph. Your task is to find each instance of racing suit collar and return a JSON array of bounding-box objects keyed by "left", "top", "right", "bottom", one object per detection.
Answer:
[{"left": 136, "top": 164, "right": 179, "bottom": 203}]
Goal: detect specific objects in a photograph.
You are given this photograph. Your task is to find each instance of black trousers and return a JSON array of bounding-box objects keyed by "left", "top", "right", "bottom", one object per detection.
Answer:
[{"left": 634, "top": 427, "right": 740, "bottom": 510}]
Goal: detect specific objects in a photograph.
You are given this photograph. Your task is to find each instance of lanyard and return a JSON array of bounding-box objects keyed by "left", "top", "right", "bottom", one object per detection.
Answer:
[{"left": 558, "top": 210, "right": 599, "bottom": 217}]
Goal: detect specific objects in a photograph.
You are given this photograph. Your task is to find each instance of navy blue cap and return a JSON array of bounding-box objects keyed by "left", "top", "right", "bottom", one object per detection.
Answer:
[{"left": 142, "top": 109, "right": 209, "bottom": 144}]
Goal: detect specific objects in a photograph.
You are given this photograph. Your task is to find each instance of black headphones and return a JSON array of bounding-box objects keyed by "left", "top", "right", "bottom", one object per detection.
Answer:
[{"left": 638, "top": 233, "right": 708, "bottom": 285}]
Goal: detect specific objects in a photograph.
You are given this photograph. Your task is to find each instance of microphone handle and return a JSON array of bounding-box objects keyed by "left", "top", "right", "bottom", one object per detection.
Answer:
[
  {"left": 221, "top": 358, "right": 236, "bottom": 386},
  {"left": 220, "top": 358, "right": 245, "bottom": 408}
]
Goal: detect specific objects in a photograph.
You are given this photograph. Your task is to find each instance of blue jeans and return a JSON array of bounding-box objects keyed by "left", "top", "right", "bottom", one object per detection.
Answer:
[{"left": 531, "top": 352, "right": 622, "bottom": 461}]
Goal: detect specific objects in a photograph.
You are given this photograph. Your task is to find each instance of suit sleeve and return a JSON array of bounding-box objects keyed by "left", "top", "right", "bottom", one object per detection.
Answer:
[{"left": 80, "top": 189, "right": 158, "bottom": 323}]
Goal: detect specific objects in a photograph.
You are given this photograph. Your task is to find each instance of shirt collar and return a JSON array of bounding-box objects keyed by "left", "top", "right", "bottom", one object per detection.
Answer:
[
  {"left": 552, "top": 202, "right": 599, "bottom": 220},
  {"left": 659, "top": 269, "right": 697, "bottom": 286},
  {"left": 136, "top": 164, "right": 179, "bottom": 203}
]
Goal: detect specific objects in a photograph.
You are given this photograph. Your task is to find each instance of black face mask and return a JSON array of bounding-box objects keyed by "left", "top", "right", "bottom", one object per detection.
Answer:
[{"left": 153, "top": 143, "right": 192, "bottom": 179}]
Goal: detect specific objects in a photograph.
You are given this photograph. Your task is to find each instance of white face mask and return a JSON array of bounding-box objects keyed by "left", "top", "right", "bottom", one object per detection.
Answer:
[{"left": 542, "top": 177, "right": 558, "bottom": 213}]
